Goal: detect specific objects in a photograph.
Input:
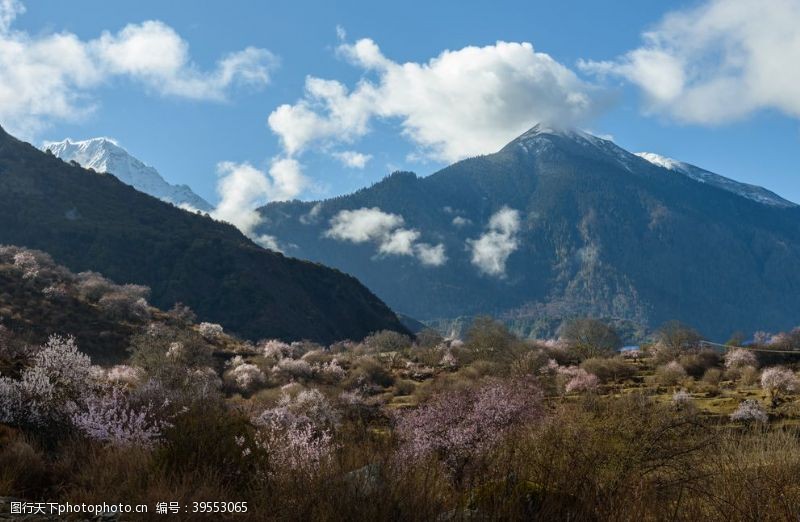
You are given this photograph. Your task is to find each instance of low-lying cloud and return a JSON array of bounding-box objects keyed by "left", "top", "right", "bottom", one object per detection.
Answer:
[
  {"left": 467, "top": 207, "right": 521, "bottom": 277},
  {"left": 211, "top": 160, "right": 308, "bottom": 251},
  {"left": 325, "top": 207, "right": 446, "bottom": 266}
]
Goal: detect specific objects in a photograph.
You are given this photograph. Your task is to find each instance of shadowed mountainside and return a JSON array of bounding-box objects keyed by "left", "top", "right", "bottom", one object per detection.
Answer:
[{"left": 0, "top": 126, "right": 407, "bottom": 344}]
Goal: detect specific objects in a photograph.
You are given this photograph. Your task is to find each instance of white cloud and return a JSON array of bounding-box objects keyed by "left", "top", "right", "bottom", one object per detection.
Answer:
[
  {"left": 0, "top": 0, "right": 24, "bottom": 33},
  {"left": 333, "top": 150, "right": 372, "bottom": 168},
  {"left": 267, "top": 157, "right": 307, "bottom": 201},
  {"left": 580, "top": 0, "right": 800, "bottom": 124},
  {"left": 177, "top": 202, "right": 201, "bottom": 213},
  {"left": 212, "top": 162, "right": 272, "bottom": 236},
  {"left": 325, "top": 207, "right": 404, "bottom": 243},
  {"left": 452, "top": 216, "right": 471, "bottom": 227},
  {"left": 210, "top": 160, "right": 307, "bottom": 250},
  {"left": 268, "top": 37, "right": 599, "bottom": 162},
  {"left": 0, "top": 1, "right": 276, "bottom": 136},
  {"left": 467, "top": 207, "right": 521, "bottom": 277},
  {"left": 299, "top": 202, "right": 323, "bottom": 224},
  {"left": 415, "top": 243, "right": 447, "bottom": 266},
  {"left": 325, "top": 207, "right": 446, "bottom": 266},
  {"left": 95, "top": 21, "right": 276, "bottom": 101},
  {"left": 378, "top": 228, "right": 420, "bottom": 256},
  {"left": 255, "top": 234, "right": 283, "bottom": 253}
]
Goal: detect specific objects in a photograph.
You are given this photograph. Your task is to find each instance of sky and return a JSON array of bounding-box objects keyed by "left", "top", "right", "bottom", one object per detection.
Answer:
[{"left": 2, "top": 0, "right": 799, "bottom": 212}]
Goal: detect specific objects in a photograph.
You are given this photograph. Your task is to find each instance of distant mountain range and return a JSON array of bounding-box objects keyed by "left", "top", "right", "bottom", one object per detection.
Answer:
[
  {"left": 43, "top": 137, "right": 212, "bottom": 212},
  {"left": 256, "top": 124, "right": 800, "bottom": 340},
  {"left": 0, "top": 125, "right": 406, "bottom": 343}
]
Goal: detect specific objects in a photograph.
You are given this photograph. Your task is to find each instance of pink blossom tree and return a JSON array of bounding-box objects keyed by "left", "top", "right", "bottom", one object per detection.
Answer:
[
  {"left": 724, "top": 348, "right": 757, "bottom": 369},
  {"left": 760, "top": 367, "right": 798, "bottom": 406},
  {"left": 251, "top": 389, "right": 339, "bottom": 476},
  {"left": 71, "top": 386, "right": 170, "bottom": 449},
  {"left": 223, "top": 357, "right": 266, "bottom": 393},
  {"left": 730, "top": 399, "right": 768, "bottom": 424},
  {"left": 3, "top": 335, "right": 96, "bottom": 427},
  {"left": 197, "top": 322, "right": 224, "bottom": 340},
  {"left": 394, "top": 378, "right": 542, "bottom": 483},
  {"left": 564, "top": 369, "right": 600, "bottom": 393}
]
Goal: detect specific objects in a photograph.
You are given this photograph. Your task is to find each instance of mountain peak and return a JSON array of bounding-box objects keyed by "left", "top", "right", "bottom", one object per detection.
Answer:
[
  {"left": 504, "top": 122, "right": 641, "bottom": 173},
  {"left": 42, "top": 137, "right": 213, "bottom": 212},
  {"left": 518, "top": 122, "right": 591, "bottom": 139},
  {"left": 510, "top": 123, "right": 616, "bottom": 151}
]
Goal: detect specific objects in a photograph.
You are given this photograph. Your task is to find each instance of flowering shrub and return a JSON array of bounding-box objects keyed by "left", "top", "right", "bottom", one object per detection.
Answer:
[
  {"left": 42, "top": 284, "right": 68, "bottom": 299},
  {"left": 1, "top": 335, "right": 95, "bottom": 427},
  {"left": 275, "top": 358, "right": 312, "bottom": 380},
  {"left": 255, "top": 389, "right": 341, "bottom": 431},
  {"left": 760, "top": 367, "right": 798, "bottom": 403},
  {"left": 255, "top": 420, "right": 334, "bottom": 476},
  {"left": 552, "top": 365, "right": 600, "bottom": 393},
  {"left": 105, "top": 365, "right": 144, "bottom": 386},
  {"left": 730, "top": 399, "right": 768, "bottom": 424},
  {"left": 13, "top": 251, "right": 39, "bottom": 280},
  {"left": 724, "top": 348, "right": 757, "bottom": 369},
  {"left": 313, "top": 360, "right": 346, "bottom": 383},
  {"left": 34, "top": 335, "right": 92, "bottom": 386},
  {"left": 15, "top": 367, "right": 61, "bottom": 426},
  {"left": 71, "top": 387, "right": 170, "bottom": 449},
  {"left": 197, "top": 322, "right": 224, "bottom": 339},
  {"left": 394, "top": 378, "right": 542, "bottom": 480},
  {"left": 252, "top": 390, "right": 339, "bottom": 475},
  {"left": 261, "top": 339, "right": 294, "bottom": 359},
  {"left": 224, "top": 358, "right": 266, "bottom": 393},
  {"left": 564, "top": 369, "right": 600, "bottom": 393}
]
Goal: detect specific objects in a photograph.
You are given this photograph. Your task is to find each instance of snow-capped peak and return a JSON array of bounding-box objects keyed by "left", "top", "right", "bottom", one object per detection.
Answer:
[
  {"left": 509, "top": 123, "right": 639, "bottom": 172},
  {"left": 635, "top": 152, "right": 795, "bottom": 208},
  {"left": 43, "top": 137, "right": 212, "bottom": 211}
]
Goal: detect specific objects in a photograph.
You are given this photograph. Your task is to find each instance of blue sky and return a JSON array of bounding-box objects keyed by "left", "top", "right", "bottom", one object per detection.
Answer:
[{"left": 4, "top": 0, "right": 799, "bottom": 207}]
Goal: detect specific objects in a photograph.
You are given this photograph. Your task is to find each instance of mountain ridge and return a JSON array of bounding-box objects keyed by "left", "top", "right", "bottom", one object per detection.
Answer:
[
  {"left": 634, "top": 151, "right": 795, "bottom": 208},
  {"left": 256, "top": 124, "right": 800, "bottom": 340}
]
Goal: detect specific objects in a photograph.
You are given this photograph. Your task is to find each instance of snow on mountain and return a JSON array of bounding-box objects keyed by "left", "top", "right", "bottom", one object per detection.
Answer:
[
  {"left": 509, "top": 124, "right": 640, "bottom": 173},
  {"left": 635, "top": 152, "right": 795, "bottom": 208},
  {"left": 42, "top": 138, "right": 212, "bottom": 211},
  {"left": 509, "top": 126, "right": 794, "bottom": 208}
]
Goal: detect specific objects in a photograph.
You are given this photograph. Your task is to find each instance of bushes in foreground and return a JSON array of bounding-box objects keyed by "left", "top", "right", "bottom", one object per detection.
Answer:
[
  {"left": 4, "top": 389, "right": 800, "bottom": 521},
  {"left": 4, "top": 317, "right": 800, "bottom": 520}
]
